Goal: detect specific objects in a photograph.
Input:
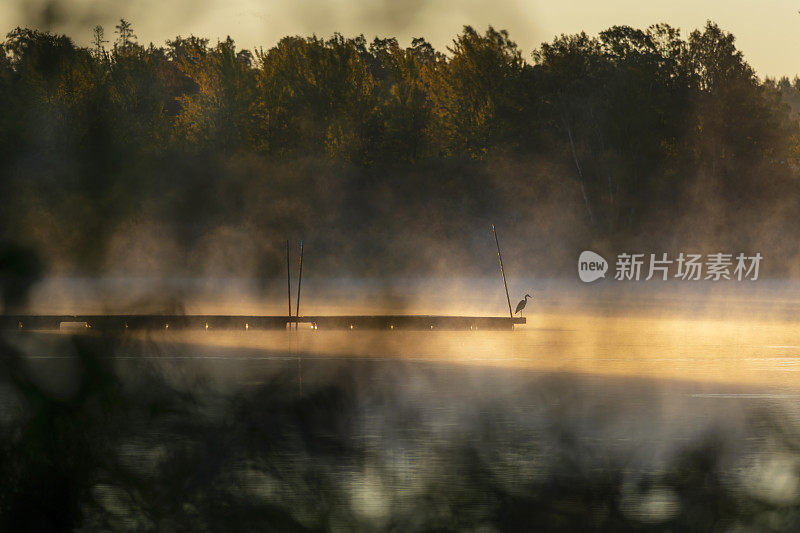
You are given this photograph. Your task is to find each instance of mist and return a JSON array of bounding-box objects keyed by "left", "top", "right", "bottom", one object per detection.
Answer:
[
  {"left": 2, "top": 19, "right": 800, "bottom": 288},
  {"left": 4, "top": 4, "right": 800, "bottom": 531}
]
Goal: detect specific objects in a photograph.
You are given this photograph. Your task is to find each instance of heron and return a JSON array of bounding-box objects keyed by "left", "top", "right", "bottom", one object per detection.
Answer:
[{"left": 514, "top": 293, "right": 533, "bottom": 316}]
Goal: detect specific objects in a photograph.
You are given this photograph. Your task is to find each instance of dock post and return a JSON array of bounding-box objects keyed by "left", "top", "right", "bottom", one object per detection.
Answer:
[
  {"left": 295, "top": 240, "right": 303, "bottom": 330},
  {"left": 286, "top": 240, "right": 292, "bottom": 326},
  {"left": 492, "top": 225, "right": 513, "bottom": 318}
]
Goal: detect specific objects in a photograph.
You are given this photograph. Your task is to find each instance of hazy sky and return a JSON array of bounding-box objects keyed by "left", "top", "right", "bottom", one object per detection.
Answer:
[{"left": 2, "top": 0, "right": 799, "bottom": 78}]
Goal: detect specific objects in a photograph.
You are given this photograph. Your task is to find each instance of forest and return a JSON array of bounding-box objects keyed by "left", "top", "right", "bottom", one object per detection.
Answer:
[{"left": 1, "top": 20, "right": 799, "bottom": 277}]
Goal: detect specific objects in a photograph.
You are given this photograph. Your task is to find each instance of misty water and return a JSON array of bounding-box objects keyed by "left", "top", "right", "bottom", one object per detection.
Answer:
[{"left": 4, "top": 277, "right": 800, "bottom": 529}]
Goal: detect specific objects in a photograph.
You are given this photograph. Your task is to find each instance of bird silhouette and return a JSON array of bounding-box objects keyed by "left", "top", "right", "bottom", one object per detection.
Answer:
[{"left": 514, "top": 293, "right": 533, "bottom": 316}]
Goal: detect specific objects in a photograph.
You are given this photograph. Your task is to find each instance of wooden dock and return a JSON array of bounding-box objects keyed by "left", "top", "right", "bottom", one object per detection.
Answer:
[
  {"left": 0, "top": 228, "right": 531, "bottom": 333},
  {"left": 0, "top": 314, "right": 525, "bottom": 331}
]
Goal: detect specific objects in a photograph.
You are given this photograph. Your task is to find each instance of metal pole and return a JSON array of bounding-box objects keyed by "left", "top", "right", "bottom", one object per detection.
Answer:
[
  {"left": 295, "top": 240, "right": 303, "bottom": 330},
  {"left": 286, "top": 240, "right": 292, "bottom": 324},
  {"left": 492, "top": 224, "right": 513, "bottom": 318}
]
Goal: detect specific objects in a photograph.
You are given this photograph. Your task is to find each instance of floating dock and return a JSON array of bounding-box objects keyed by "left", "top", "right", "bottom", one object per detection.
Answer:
[
  {"left": 1, "top": 228, "right": 530, "bottom": 333},
  {"left": 0, "top": 314, "right": 525, "bottom": 331}
]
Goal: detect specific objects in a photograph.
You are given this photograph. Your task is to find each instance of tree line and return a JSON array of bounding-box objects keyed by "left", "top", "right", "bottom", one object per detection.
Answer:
[{"left": 1, "top": 20, "right": 799, "bottom": 277}]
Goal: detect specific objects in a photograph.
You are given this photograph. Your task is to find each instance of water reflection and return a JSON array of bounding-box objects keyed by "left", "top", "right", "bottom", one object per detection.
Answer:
[{"left": 4, "top": 330, "right": 800, "bottom": 530}]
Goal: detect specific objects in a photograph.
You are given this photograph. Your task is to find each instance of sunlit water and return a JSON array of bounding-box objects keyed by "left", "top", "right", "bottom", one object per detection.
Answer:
[{"left": 6, "top": 278, "right": 800, "bottom": 528}]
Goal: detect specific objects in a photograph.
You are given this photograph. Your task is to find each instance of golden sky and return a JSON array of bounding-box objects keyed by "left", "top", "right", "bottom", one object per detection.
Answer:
[{"left": 2, "top": 0, "right": 798, "bottom": 78}]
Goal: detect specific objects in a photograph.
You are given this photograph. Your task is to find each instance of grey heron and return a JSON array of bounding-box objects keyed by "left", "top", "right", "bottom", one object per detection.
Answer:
[{"left": 514, "top": 293, "right": 533, "bottom": 316}]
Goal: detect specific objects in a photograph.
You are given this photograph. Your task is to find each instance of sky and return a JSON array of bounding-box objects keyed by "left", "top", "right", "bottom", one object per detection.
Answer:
[{"left": 2, "top": 0, "right": 799, "bottom": 79}]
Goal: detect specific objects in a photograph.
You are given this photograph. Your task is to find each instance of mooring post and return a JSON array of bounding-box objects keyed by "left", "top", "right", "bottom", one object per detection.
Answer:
[
  {"left": 492, "top": 224, "right": 513, "bottom": 318},
  {"left": 286, "top": 239, "right": 292, "bottom": 325},
  {"left": 295, "top": 240, "right": 303, "bottom": 330}
]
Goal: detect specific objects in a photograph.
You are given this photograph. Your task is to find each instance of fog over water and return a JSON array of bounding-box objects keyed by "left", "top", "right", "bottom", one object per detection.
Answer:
[
  {"left": 4, "top": 1, "right": 800, "bottom": 524},
  {"left": 4, "top": 275, "right": 800, "bottom": 529},
  {"left": 19, "top": 276, "right": 800, "bottom": 387}
]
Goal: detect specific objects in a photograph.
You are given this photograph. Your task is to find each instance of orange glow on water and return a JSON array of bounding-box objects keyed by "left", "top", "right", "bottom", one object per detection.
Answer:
[{"left": 141, "top": 310, "right": 800, "bottom": 389}]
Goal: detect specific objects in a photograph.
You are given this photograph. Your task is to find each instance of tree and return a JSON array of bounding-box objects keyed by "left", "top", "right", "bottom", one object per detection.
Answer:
[
  {"left": 91, "top": 25, "right": 108, "bottom": 58},
  {"left": 173, "top": 36, "right": 257, "bottom": 149},
  {"left": 427, "top": 26, "right": 524, "bottom": 158},
  {"left": 114, "top": 19, "right": 136, "bottom": 50},
  {"left": 533, "top": 31, "right": 606, "bottom": 224},
  {"left": 254, "top": 34, "right": 377, "bottom": 161}
]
